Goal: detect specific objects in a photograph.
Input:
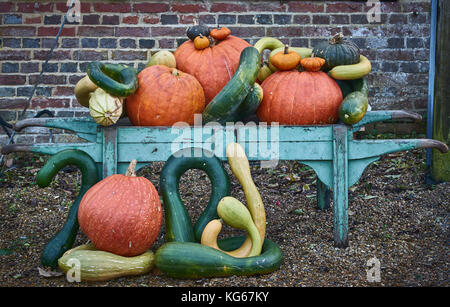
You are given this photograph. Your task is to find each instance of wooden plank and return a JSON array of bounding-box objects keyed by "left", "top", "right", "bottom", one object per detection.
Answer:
[
  {"left": 102, "top": 125, "right": 118, "bottom": 177},
  {"left": 332, "top": 125, "right": 349, "bottom": 248},
  {"left": 236, "top": 125, "right": 333, "bottom": 142}
]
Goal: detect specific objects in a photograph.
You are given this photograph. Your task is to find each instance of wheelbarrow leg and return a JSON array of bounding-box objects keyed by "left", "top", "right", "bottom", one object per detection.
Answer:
[
  {"left": 332, "top": 125, "right": 349, "bottom": 248},
  {"left": 316, "top": 178, "right": 331, "bottom": 210}
]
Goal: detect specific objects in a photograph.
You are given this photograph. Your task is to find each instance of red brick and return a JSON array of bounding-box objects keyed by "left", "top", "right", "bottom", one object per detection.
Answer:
[
  {"left": 265, "top": 26, "right": 302, "bottom": 38},
  {"left": 111, "top": 50, "right": 147, "bottom": 61},
  {"left": 73, "top": 50, "right": 108, "bottom": 61},
  {"left": 0, "top": 26, "right": 35, "bottom": 36},
  {"left": 171, "top": 3, "right": 207, "bottom": 13},
  {"left": 24, "top": 16, "right": 42, "bottom": 24},
  {"left": 56, "top": 2, "right": 90, "bottom": 13},
  {"left": 379, "top": 1, "right": 402, "bottom": 13},
  {"left": 143, "top": 16, "right": 159, "bottom": 24},
  {"left": 16, "top": 2, "right": 35, "bottom": 13},
  {"left": 33, "top": 50, "right": 71, "bottom": 61},
  {"left": 158, "top": 38, "right": 174, "bottom": 49},
  {"left": 326, "top": 2, "right": 364, "bottom": 13},
  {"left": 179, "top": 15, "right": 196, "bottom": 24},
  {"left": 133, "top": 3, "right": 169, "bottom": 13},
  {"left": 210, "top": 3, "right": 247, "bottom": 12},
  {"left": 402, "top": 3, "right": 431, "bottom": 13},
  {"left": 0, "top": 50, "right": 30, "bottom": 61},
  {"left": 0, "top": 2, "right": 14, "bottom": 13},
  {"left": 29, "top": 74, "right": 66, "bottom": 85},
  {"left": 288, "top": 2, "right": 324, "bottom": 13},
  {"left": 77, "top": 26, "right": 114, "bottom": 37},
  {"left": 151, "top": 27, "right": 185, "bottom": 37},
  {"left": 303, "top": 26, "right": 336, "bottom": 37},
  {"left": 36, "top": 2, "right": 54, "bottom": 12},
  {"left": 0, "top": 98, "right": 28, "bottom": 109},
  {"left": 31, "top": 98, "right": 70, "bottom": 109},
  {"left": 248, "top": 2, "right": 287, "bottom": 12},
  {"left": 53, "top": 86, "right": 74, "bottom": 96},
  {"left": 93, "top": 3, "right": 131, "bottom": 13},
  {"left": 123, "top": 16, "right": 139, "bottom": 24},
  {"left": 0, "top": 75, "right": 26, "bottom": 85},
  {"left": 228, "top": 26, "right": 265, "bottom": 38},
  {"left": 116, "top": 27, "right": 149, "bottom": 37},
  {"left": 37, "top": 26, "right": 75, "bottom": 36}
]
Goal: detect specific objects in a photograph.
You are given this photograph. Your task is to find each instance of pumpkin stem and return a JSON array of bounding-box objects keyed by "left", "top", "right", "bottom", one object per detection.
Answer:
[
  {"left": 172, "top": 69, "right": 179, "bottom": 77},
  {"left": 330, "top": 32, "right": 344, "bottom": 44},
  {"left": 126, "top": 159, "right": 137, "bottom": 177},
  {"left": 283, "top": 44, "right": 289, "bottom": 54}
]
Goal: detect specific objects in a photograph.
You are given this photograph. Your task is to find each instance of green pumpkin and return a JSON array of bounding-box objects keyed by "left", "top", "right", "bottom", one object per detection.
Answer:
[
  {"left": 186, "top": 24, "right": 210, "bottom": 41},
  {"left": 313, "top": 33, "right": 360, "bottom": 71}
]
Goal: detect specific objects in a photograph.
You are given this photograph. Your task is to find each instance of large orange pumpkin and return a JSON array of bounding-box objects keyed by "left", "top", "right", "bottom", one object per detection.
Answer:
[
  {"left": 257, "top": 67, "right": 343, "bottom": 125},
  {"left": 78, "top": 160, "right": 162, "bottom": 257},
  {"left": 174, "top": 35, "right": 251, "bottom": 104},
  {"left": 126, "top": 65, "right": 205, "bottom": 126}
]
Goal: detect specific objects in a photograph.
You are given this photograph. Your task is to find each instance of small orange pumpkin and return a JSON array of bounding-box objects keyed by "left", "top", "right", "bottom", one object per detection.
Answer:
[
  {"left": 210, "top": 27, "right": 231, "bottom": 40},
  {"left": 78, "top": 160, "right": 162, "bottom": 257},
  {"left": 300, "top": 56, "right": 326, "bottom": 72},
  {"left": 270, "top": 44, "right": 302, "bottom": 71},
  {"left": 194, "top": 34, "right": 210, "bottom": 50}
]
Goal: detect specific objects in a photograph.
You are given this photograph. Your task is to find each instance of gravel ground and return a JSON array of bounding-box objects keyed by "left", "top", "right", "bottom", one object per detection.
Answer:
[{"left": 0, "top": 148, "right": 448, "bottom": 287}]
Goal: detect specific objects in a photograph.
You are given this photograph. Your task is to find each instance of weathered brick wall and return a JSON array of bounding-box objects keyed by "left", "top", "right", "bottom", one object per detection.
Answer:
[{"left": 0, "top": 0, "right": 431, "bottom": 144}]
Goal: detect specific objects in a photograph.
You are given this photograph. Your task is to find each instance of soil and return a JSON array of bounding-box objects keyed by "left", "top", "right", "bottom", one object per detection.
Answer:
[{"left": 0, "top": 149, "right": 448, "bottom": 287}]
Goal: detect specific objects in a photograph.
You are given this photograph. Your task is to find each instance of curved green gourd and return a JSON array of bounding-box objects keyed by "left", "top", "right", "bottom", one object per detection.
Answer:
[
  {"left": 159, "top": 147, "right": 231, "bottom": 243},
  {"left": 156, "top": 147, "right": 283, "bottom": 278},
  {"left": 37, "top": 149, "right": 99, "bottom": 268},
  {"left": 86, "top": 62, "right": 138, "bottom": 98}
]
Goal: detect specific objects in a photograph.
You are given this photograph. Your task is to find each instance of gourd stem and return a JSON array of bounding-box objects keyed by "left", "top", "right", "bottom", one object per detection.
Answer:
[
  {"left": 126, "top": 159, "right": 137, "bottom": 177},
  {"left": 330, "top": 32, "right": 344, "bottom": 44},
  {"left": 172, "top": 69, "right": 179, "bottom": 77},
  {"left": 284, "top": 44, "right": 289, "bottom": 54}
]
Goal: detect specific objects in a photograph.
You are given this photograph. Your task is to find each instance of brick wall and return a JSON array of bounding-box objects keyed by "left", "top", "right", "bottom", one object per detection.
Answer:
[{"left": 0, "top": 0, "right": 432, "bottom": 144}]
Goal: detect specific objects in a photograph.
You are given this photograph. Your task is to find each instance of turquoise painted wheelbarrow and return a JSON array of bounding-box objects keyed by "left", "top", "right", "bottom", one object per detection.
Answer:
[{"left": 2, "top": 110, "right": 448, "bottom": 247}]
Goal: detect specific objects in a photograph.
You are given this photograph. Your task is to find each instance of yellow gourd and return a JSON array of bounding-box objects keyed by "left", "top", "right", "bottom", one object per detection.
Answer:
[{"left": 201, "top": 142, "right": 266, "bottom": 258}]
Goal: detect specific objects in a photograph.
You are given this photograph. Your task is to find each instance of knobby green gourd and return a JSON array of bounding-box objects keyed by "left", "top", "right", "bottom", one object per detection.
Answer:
[
  {"left": 58, "top": 244, "right": 155, "bottom": 282},
  {"left": 86, "top": 62, "right": 138, "bottom": 98},
  {"left": 37, "top": 150, "right": 99, "bottom": 268},
  {"left": 220, "top": 83, "right": 263, "bottom": 123},
  {"left": 202, "top": 46, "right": 261, "bottom": 124},
  {"left": 159, "top": 147, "right": 231, "bottom": 242},
  {"left": 336, "top": 77, "right": 369, "bottom": 125}
]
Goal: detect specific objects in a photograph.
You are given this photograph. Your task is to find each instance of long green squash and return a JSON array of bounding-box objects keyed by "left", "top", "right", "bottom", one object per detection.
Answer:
[
  {"left": 37, "top": 150, "right": 99, "bottom": 268},
  {"left": 155, "top": 236, "right": 283, "bottom": 279},
  {"left": 159, "top": 147, "right": 231, "bottom": 243},
  {"left": 202, "top": 47, "right": 261, "bottom": 124}
]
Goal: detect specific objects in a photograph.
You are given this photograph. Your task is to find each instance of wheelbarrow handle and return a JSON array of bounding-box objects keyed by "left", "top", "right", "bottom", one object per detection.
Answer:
[
  {"left": 419, "top": 139, "right": 449, "bottom": 153},
  {"left": 13, "top": 118, "right": 48, "bottom": 131},
  {"left": 1, "top": 144, "right": 31, "bottom": 155},
  {"left": 352, "top": 110, "right": 422, "bottom": 131}
]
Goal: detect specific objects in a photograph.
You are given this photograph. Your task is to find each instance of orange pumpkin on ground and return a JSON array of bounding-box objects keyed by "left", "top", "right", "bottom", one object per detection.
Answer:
[
  {"left": 78, "top": 160, "right": 162, "bottom": 257},
  {"left": 174, "top": 35, "right": 251, "bottom": 104},
  {"left": 126, "top": 65, "right": 205, "bottom": 126},
  {"left": 257, "top": 60, "right": 343, "bottom": 125}
]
